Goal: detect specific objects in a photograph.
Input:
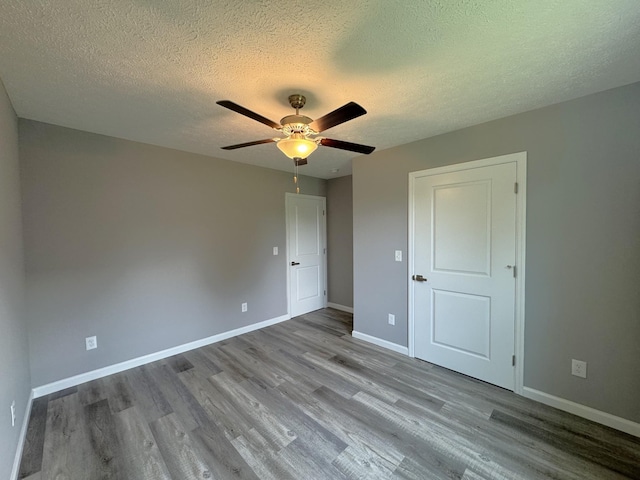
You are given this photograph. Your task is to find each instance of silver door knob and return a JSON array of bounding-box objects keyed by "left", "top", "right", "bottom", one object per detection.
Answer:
[{"left": 412, "top": 274, "right": 427, "bottom": 282}]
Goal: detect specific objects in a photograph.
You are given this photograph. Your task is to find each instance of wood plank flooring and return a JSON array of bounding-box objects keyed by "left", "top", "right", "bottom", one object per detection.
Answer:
[{"left": 18, "top": 308, "right": 640, "bottom": 479}]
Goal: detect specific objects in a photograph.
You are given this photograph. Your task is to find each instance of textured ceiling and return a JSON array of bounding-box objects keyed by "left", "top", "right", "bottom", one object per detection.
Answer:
[{"left": 1, "top": 1, "right": 639, "bottom": 179}]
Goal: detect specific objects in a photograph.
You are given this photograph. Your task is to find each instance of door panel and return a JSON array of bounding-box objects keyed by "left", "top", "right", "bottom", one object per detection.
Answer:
[
  {"left": 412, "top": 162, "right": 517, "bottom": 390},
  {"left": 287, "top": 194, "right": 326, "bottom": 317},
  {"left": 296, "top": 266, "right": 321, "bottom": 300},
  {"left": 432, "top": 290, "right": 491, "bottom": 358},
  {"left": 295, "top": 203, "right": 321, "bottom": 256},
  {"left": 433, "top": 181, "right": 490, "bottom": 275}
]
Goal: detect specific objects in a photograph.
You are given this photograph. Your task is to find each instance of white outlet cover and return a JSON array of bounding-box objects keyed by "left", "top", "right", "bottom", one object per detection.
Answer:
[
  {"left": 241, "top": 302, "right": 248, "bottom": 312},
  {"left": 388, "top": 313, "right": 395, "bottom": 325},
  {"left": 571, "top": 359, "right": 587, "bottom": 378},
  {"left": 395, "top": 250, "right": 402, "bottom": 262},
  {"left": 86, "top": 336, "right": 97, "bottom": 350},
  {"left": 273, "top": 247, "right": 278, "bottom": 255}
]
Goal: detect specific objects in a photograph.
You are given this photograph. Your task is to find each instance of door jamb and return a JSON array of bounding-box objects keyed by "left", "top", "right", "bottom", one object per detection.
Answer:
[
  {"left": 407, "top": 152, "right": 527, "bottom": 394},
  {"left": 285, "top": 192, "right": 328, "bottom": 318}
]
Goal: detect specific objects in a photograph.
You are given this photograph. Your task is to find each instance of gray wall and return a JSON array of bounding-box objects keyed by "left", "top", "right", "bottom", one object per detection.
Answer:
[
  {"left": 353, "top": 82, "right": 640, "bottom": 423},
  {"left": 0, "top": 80, "right": 30, "bottom": 479},
  {"left": 20, "top": 120, "right": 326, "bottom": 386},
  {"left": 327, "top": 175, "right": 354, "bottom": 308}
]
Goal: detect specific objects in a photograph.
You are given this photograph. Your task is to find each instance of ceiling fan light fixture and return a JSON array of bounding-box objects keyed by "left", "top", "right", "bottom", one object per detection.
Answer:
[
  {"left": 276, "top": 134, "right": 318, "bottom": 159},
  {"left": 217, "top": 95, "right": 374, "bottom": 159}
]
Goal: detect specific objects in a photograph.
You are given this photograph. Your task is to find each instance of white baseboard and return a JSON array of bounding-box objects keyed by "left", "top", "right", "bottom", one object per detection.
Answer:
[
  {"left": 522, "top": 387, "right": 640, "bottom": 438},
  {"left": 327, "top": 302, "right": 354, "bottom": 314},
  {"left": 33, "top": 313, "right": 291, "bottom": 398},
  {"left": 10, "top": 389, "right": 34, "bottom": 480},
  {"left": 351, "top": 330, "right": 409, "bottom": 356}
]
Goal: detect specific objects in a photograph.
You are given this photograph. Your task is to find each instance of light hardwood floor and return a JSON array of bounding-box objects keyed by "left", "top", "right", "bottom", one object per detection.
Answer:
[{"left": 18, "top": 308, "right": 640, "bottom": 479}]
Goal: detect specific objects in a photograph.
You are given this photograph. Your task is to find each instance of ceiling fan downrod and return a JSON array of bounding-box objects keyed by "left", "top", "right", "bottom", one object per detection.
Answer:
[{"left": 288, "top": 94, "right": 306, "bottom": 115}]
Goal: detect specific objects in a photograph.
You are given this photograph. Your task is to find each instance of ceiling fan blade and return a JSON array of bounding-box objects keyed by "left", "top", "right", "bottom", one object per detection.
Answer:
[
  {"left": 217, "top": 100, "right": 281, "bottom": 130},
  {"left": 221, "top": 138, "right": 277, "bottom": 150},
  {"left": 320, "top": 138, "right": 375, "bottom": 154},
  {"left": 310, "top": 102, "right": 367, "bottom": 132}
]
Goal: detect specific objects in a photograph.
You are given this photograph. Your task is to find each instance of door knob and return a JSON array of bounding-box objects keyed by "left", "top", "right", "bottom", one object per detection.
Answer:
[
  {"left": 291, "top": 261, "right": 300, "bottom": 266},
  {"left": 412, "top": 274, "right": 427, "bottom": 282}
]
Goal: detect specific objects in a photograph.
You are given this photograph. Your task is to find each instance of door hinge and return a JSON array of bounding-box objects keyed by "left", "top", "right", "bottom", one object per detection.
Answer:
[
  {"left": 512, "top": 355, "right": 516, "bottom": 366},
  {"left": 323, "top": 210, "right": 325, "bottom": 216},
  {"left": 512, "top": 265, "right": 517, "bottom": 278},
  {"left": 514, "top": 182, "right": 519, "bottom": 194},
  {"left": 324, "top": 290, "right": 326, "bottom": 296},
  {"left": 324, "top": 248, "right": 326, "bottom": 254}
]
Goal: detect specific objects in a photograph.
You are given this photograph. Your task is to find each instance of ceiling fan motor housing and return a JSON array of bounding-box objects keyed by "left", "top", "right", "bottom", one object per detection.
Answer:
[{"left": 280, "top": 115, "right": 317, "bottom": 137}]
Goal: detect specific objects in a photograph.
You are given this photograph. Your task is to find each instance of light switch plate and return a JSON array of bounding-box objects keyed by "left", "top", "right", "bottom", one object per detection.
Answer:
[
  {"left": 273, "top": 247, "right": 278, "bottom": 255},
  {"left": 395, "top": 250, "right": 402, "bottom": 262}
]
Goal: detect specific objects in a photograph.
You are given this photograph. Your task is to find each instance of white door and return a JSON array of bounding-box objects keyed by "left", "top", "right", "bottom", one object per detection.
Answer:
[
  {"left": 411, "top": 160, "right": 518, "bottom": 390},
  {"left": 287, "top": 193, "right": 327, "bottom": 317}
]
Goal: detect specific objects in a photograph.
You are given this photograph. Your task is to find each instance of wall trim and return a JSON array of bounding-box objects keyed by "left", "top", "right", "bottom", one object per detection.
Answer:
[
  {"left": 327, "top": 302, "right": 354, "bottom": 314},
  {"left": 522, "top": 387, "right": 640, "bottom": 438},
  {"left": 10, "top": 389, "right": 34, "bottom": 480},
  {"left": 33, "top": 313, "right": 291, "bottom": 398},
  {"left": 352, "top": 330, "right": 409, "bottom": 356}
]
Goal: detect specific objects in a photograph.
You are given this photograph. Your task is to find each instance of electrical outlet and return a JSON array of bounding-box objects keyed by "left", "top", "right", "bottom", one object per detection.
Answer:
[
  {"left": 571, "top": 359, "right": 587, "bottom": 378},
  {"left": 10, "top": 401, "right": 16, "bottom": 427},
  {"left": 273, "top": 247, "right": 278, "bottom": 255},
  {"left": 241, "top": 302, "right": 248, "bottom": 313},
  {"left": 388, "top": 313, "right": 395, "bottom": 325},
  {"left": 395, "top": 250, "right": 402, "bottom": 262},
  {"left": 86, "top": 336, "right": 97, "bottom": 350}
]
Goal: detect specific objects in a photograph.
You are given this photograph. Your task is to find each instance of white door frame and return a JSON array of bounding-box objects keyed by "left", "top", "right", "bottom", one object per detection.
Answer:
[
  {"left": 285, "top": 192, "right": 328, "bottom": 317},
  {"left": 408, "top": 152, "right": 527, "bottom": 394}
]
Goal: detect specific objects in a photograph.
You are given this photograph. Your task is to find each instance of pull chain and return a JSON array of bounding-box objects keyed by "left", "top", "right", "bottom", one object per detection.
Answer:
[{"left": 294, "top": 159, "right": 300, "bottom": 194}]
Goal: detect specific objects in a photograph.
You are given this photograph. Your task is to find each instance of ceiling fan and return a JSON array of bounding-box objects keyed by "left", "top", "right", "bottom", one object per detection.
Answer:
[{"left": 216, "top": 94, "right": 375, "bottom": 167}]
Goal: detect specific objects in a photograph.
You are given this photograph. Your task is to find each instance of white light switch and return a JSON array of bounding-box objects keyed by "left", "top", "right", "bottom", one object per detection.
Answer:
[
  {"left": 395, "top": 250, "right": 402, "bottom": 262},
  {"left": 273, "top": 247, "right": 278, "bottom": 255}
]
